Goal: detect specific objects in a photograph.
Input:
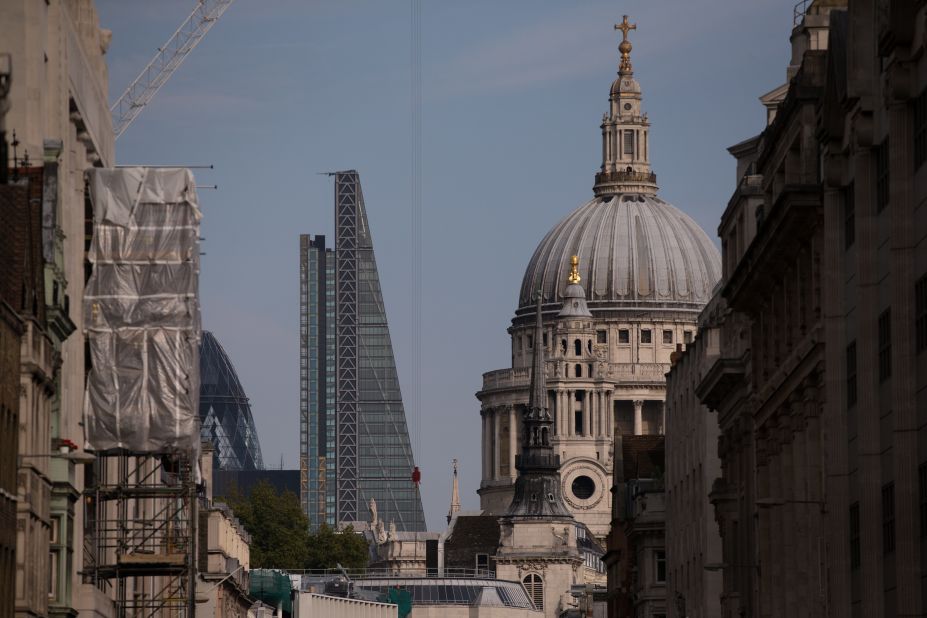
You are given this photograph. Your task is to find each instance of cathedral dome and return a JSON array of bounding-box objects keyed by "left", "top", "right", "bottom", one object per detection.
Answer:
[{"left": 517, "top": 194, "right": 721, "bottom": 315}]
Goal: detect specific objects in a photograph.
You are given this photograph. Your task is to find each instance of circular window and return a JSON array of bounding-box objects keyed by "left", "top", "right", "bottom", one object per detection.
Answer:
[{"left": 571, "top": 475, "right": 596, "bottom": 500}]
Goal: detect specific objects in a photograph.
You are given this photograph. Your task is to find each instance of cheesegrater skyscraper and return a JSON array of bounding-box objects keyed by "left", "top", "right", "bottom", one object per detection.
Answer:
[{"left": 300, "top": 170, "right": 425, "bottom": 531}]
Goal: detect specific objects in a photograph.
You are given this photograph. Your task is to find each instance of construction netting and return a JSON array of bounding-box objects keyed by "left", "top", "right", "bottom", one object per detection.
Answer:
[
  {"left": 250, "top": 569, "right": 294, "bottom": 615},
  {"left": 82, "top": 167, "right": 202, "bottom": 454}
]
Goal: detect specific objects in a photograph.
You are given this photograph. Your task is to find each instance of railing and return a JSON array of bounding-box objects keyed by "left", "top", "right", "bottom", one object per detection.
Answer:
[
  {"left": 291, "top": 567, "right": 496, "bottom": 579},
  {"left": 793, "top": 0, "right": 811, "bottom": 26},
  {"left": 482, "top": 362, "right": 670, "bottom": 392},
  {"left": 594, "top": 169, "right": 657, "bottom": 185}
]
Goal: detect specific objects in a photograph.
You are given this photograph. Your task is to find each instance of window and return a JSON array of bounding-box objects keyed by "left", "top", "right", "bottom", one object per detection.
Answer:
[
  {"left": 916, "top": 87, "right": 927, "bottom": 170},
  {"left": 878, "top": 309, "right": 891, "bottom": 382},
  {"left": 623, "top": 130, "right": 634, "bottom": 156},
  {"left": 596, "top": 330, "right": 607, "bottom": 344},
  {"left": 523, "top": 574, "right": 543, "bottom": 610},
  {"left": 920, "top": 464, "right": 927, "bottom": 537},
  {"left": 844, "top": 182, "right": 855, "bottom": 249},
  {"left": 882, "top": 482, "right": 895, "bottom": 554},
  {"left": 641, "top": 329, "right": 652, "bottom": 344},
  {"left": 542, "top": 332, "right": 548, "bottom": 347},
  {"left": 876, "top": 138, "right": 890, "bottom": 212},
  {"left": 655, "top": 550, "right": 666, "bottom": 583},
  {"left": 476, "top": 553, "right": 490, "bottom": 574},
  {"left": 683, "top": 330, "right": 693, "bottom": 344},
  {"left": 662, "top": 330, "right": 673, "bottom": 344},
  {"left": 917, "top": 275, "right": 927, "bottom": 354},
  {"left": 574, "top": 410, "right": 583, "bottom": 435},
  {"left": 846, "top": 341, "right": 857, "bottom": 408},
  {"left": 527, "top": 334, "right": 533, "bottom": 349},
  {"left": 618, "top": 329, "right": 630, "bottom": 344},
  {"left": 849, "top": 502, "right": 860, "bottom": 570},
  {"left": 574, "top": 339, "right": 582, "bottom": 356},
  {"left": 575, "top": 364, "right": 582, "bottom": 378}
]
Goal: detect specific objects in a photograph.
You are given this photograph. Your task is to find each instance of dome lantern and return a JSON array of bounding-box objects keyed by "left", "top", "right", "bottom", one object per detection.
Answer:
[{"left": 594, "top": 15, "right": 657, "bottom": 197}]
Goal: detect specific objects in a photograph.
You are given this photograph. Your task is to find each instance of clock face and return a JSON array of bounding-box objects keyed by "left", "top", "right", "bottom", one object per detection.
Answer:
[{"left": 624, "top": 103, "right": 632, "bottom": 111}]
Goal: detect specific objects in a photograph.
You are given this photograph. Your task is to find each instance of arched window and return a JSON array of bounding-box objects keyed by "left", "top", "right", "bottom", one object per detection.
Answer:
[
  {"left": 523, "top": 573, "right": 543, "bottom": 610},
  {"left": 575, "top": 364, "right": 582, "bottom": 377},
  {"left": 574, "top": 339, "right": 582, "bottom": 356}
]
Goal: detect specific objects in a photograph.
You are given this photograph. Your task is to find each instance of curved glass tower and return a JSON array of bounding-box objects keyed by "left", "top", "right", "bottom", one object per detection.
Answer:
[{"left": 199, "top": 330, "right": 265, "bottom": 470}]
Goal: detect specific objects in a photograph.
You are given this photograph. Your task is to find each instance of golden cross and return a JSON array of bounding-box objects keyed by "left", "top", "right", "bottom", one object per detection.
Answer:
[{"left": 614, "top": 15, "right": 636, "bottom": 43}]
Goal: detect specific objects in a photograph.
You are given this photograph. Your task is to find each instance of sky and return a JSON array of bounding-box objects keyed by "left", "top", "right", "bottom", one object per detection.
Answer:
[{"left": 97, "top": 0, "right": 791, "bottom": 531}]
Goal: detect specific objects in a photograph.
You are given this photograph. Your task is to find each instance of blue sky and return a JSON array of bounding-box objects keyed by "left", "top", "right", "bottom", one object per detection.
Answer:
[{"left": 97, "top": 0, "right": 790, "bottom": 530}]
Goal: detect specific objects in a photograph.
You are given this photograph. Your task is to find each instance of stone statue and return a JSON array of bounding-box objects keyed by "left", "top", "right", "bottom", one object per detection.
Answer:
[
  {"left": 374, "top": 519, "right": 387, "bottom": 545},
  {"left": 551, "top": 525, "right": 569, "bottom": 546},
  {"left": 369, "top": 497, "right": 379, "bottom": 527},
  {"left": 388, "top": 520, "right": 398, "bottom": 541}
]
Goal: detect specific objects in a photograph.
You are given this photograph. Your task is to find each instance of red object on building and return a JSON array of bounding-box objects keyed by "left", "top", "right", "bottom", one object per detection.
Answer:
[{"left": 411, "top": 466, "right": 421, "bottom": 486}]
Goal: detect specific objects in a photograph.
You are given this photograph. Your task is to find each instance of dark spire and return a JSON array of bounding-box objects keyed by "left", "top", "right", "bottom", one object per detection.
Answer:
[
  {"left": 528, "top": 290, "right": 547, "bottom": 417},
  {"left": 503, "top": 290, "right": 573, "bottom": 519}
]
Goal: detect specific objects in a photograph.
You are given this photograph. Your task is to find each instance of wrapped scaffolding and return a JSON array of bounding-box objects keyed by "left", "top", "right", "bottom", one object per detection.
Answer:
[
  {"left": 83, "top": 167, "right": 202, "bottom": 454},
  {"left": 82, "top": 167, "right": 202, "bottom": 617}
]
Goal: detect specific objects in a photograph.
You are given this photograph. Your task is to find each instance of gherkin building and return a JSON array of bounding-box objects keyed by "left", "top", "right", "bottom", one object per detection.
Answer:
[{"left": 199, "top": 331, "right": 264, "bottom": 470}]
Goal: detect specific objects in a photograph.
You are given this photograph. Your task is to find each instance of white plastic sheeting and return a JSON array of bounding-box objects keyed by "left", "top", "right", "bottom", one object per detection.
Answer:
[{"left": 83, "top": 167, "right": 202, "bottom": 453}]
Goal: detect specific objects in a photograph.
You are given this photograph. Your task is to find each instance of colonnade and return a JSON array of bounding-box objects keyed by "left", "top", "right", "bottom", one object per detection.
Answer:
[{"left": 481, "top": 393, "right": 666, "bottom": 482}]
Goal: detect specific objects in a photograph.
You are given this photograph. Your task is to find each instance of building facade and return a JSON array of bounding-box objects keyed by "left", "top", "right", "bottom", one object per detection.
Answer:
[
  {"left": 603, "top": 435, "right": 666, "bottom": 618},
  {"left": 476, "top": 17, "right": 721, "bottom": 541},
  {"left": 663, "top": 298, "right": 724, "bottom": 618},
  {"left": 299, "top": 234, "right": 336, "bottom": 528},
  {"left": 200, "top": 330, "right": 265, "bottom": 471},
  {"left": 299, "top": 171, "right": 425, "bottom": 532},
  {"left": 694, "top": 1, "right": 927, "bottom": 616},
  {"left": 0, "top": 1, "right": 114, "bottom": 616}
]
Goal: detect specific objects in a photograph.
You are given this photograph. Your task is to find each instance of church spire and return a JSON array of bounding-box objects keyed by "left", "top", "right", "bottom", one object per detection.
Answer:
[
  {"left": 594, "top": 15, "right": 658, "bottom": 198},
  {"left": 503, "top": 291, "right": 573, "bottom": 519},
  {"left": 447, "top": 459, "right": 461, "bottom": 524}
]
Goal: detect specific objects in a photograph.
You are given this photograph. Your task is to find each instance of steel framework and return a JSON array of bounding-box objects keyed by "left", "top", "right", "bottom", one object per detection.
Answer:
[
  {"left": 83, "top": 453, "right": 198, "bottom": 618},
  {"left": 110, "top": 0, "right": 235, "bottom": 139},
  {"left": 335, "top": 171, "right": 359, "bottom": 522}
]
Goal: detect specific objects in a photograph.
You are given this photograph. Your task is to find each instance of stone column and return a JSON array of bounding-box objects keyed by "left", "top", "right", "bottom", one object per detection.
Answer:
[
  {"left": 606, "top": 391, "right": 613, "bottom": 437},
  {"left": 587, "top": 390, "right": 594, "bottom": 437},
  {"left": 492, "top": 408, "right": 501, "bottom": 481},
  {"left": 508, "top": 406, "right": 517, "bottom": 480},
  {"left": 633, "top": 400, "right": 643, "bottom": 436},
  {"left": 659, "top": 400, "right": 665, "bottom": 434},
  {"left": 481, "top": 411, "right": 489, "bottom": 482},
  {"left": 567, "top": 390, "right": 574, "bottom": 437}
]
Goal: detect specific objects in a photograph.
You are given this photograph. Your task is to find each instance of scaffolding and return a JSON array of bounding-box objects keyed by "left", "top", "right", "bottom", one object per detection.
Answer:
[{"left": 83, "top": 452, "right": 198, "bottom": 617}]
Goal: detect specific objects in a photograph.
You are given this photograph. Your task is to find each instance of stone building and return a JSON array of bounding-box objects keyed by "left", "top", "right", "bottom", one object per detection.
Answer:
[
  {"left": 477, "top": 16, "right": 721, "bottom": 542},
  {"left": 692, "top": 0, "right": 927, "bottom": 615},
  {"left": 0, "top": 68, "right": 23, "bottom": 618},
  {"left": 0, "top": 1, "right": 114, "bottom": 616},
  {"left": 603, "top": 435, "right": 665, "bottom": 618},
  {"left": 663, "top": 297, "right": 724, "bottom": 618}
]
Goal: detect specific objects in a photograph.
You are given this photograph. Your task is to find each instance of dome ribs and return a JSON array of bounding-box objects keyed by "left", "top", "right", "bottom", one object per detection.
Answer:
[{"left": 517, "top": 195, "right": 720, "bottom": 315}]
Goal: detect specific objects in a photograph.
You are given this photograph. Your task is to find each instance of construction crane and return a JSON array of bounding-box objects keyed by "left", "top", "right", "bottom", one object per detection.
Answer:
[{"left": 110, "top": 0, "right": 235, "bottom": 140}]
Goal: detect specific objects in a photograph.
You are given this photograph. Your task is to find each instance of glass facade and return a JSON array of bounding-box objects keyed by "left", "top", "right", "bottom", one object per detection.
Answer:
[
  {"left": 199, "top": 331, "right": 264, "bottom": 470},
  {"left": 300, "top": 171, "right": 425, "bottom": 531},
  {"left": 300, "top": 235, "right": 337, "bottom": 529}
]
